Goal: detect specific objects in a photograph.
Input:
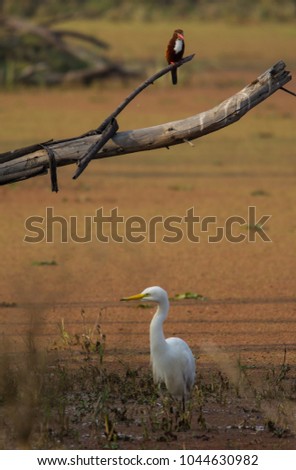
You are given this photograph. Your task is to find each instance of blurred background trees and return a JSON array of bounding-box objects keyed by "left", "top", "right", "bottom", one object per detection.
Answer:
[
  {"left": 0, "top": 0, "right": 295, "bottom": 88},
  {"left": 0, "top": 0, "right": 295, "bottom": 21}
]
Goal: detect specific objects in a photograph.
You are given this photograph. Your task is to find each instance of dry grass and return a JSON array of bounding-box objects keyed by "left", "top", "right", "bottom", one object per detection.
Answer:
[{"left": 0, "top": 320, "right": 295, "bottom": 450}]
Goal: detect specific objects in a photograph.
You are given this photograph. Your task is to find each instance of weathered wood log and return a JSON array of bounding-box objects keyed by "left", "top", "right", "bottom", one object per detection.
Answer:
[{"left": 0, "top": 61, "right": 292, "bottom": 189}]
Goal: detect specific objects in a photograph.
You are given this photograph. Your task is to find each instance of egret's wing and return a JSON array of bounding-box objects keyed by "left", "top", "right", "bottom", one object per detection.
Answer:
[{"left": 165, "top": 337, "right": 196, "bottom": 397}]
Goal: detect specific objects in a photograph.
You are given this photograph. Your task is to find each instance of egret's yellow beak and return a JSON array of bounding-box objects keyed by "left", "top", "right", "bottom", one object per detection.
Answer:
[{"left": 120, "top": 292, "right": 146, "bottom": 301}]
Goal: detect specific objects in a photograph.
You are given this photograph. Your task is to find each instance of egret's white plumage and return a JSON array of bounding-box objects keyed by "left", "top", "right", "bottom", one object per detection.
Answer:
[{"left": 121, "top": 286, "right": 195, "bottom": 406}]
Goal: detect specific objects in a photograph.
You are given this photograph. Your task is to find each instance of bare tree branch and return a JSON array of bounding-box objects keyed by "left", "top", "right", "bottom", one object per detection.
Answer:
[
  {"left": 53, "top": 29, "right": 110, "bottom": 50},
  {"left": 90, "top": 54, "right": 195, "bottom": 135},
  {"left": 73, "top": 54, "right": 195, "bottom": 178},
  {"left": 0, "top": 60, "right": 292, "bottom": 189},
  {"left": 73, "top": 118, "right": 119, "bottom": 180}
]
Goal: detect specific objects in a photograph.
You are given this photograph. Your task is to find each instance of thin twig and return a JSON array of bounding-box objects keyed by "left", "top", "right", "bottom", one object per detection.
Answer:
[
  {"left": 43, "top": 146, "right": 58, "bottom": 192},
  {"left": 280, "top": 86, "right": 296, "bottom": 97},
  {"left": 80, "top": 53, "right": 195, "bottom": 136},
  {"left": 73, "top": 118, "right": 119, "bottom": 179},
  {"left": 74, "top": 54, "right": 195, "bottom": 179}
]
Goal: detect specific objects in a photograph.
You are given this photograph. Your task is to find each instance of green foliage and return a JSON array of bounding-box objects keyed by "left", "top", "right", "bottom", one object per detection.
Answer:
[
  {"left": 172, "top": 292, "right": 206, "bottom": 301},
  {"left": 251, "top": 189, "right": 270, "bottom": 196},
  {"left": 32, "top": 260, "right": 58, "bottom": 266}
]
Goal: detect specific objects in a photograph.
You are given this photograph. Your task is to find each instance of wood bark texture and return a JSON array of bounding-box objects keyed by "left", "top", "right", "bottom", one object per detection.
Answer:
[{"left": 0, "top": 61, "right": 292, "bottom": 189}]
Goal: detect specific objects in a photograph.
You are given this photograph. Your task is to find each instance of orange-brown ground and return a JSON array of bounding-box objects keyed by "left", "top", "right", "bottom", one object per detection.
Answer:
[{"left": 0, "top": 63, "right": 296, "bottom": 450}]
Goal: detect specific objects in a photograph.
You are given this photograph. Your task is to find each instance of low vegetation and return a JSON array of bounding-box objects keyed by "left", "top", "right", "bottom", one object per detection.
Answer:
[{"left": 0, "top": 321, "right": 295, "bottom": 449}]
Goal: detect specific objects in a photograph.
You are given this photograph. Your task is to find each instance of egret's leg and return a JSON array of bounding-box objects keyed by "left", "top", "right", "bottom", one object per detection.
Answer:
[{"left": 182, "top": 395, "right": 186, "bottom": 413}]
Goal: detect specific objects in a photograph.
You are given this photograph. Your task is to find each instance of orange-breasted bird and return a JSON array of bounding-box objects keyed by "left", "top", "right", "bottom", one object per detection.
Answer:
[{"left": 165, "top": 29, "right": 185, "bottom": 85}]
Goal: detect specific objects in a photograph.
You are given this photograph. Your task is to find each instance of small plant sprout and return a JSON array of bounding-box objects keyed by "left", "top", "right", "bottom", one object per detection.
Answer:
[{"left": 172, "top": 292, "right": 206, "bottom": 301}]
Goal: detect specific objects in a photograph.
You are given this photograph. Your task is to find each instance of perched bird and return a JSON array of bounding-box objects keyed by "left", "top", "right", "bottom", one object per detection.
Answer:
[
  {"left": 121, "top": 286, "right": 195, "bottom": 409},
  {"left": 165, "top": 29, "right": 185, "bottom": 85}
]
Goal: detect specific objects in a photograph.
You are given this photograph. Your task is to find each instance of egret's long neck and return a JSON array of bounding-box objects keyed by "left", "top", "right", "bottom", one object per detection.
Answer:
[{"left": 150, "top": 298, "right": 169, "bottom": 354}]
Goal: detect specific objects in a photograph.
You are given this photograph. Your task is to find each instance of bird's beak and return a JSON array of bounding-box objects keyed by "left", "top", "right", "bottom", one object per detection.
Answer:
[
  {"left": 177, "top": 33, "right": 184, "bottom": 40},
  {"left": 121, "top": 292, "right": 146, "bottom": 301}
]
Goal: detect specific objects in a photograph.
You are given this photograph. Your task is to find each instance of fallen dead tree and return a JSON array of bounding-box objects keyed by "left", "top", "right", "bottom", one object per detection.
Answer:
[
  {"left": 0, "top": 16, "right": 141, "bottom": 86},
  {"left": 0, "top": 60, "right": 293, "bottom": 191}
]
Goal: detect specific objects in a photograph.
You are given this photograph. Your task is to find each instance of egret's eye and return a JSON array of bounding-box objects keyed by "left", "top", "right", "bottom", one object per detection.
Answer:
[{"left": 144, "top": 293, "right": 151, "bottom": 297}]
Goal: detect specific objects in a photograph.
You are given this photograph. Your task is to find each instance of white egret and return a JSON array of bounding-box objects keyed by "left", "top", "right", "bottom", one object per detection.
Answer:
[{"left": 121, "top": 286, "right": 195, "bottom": 409}]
